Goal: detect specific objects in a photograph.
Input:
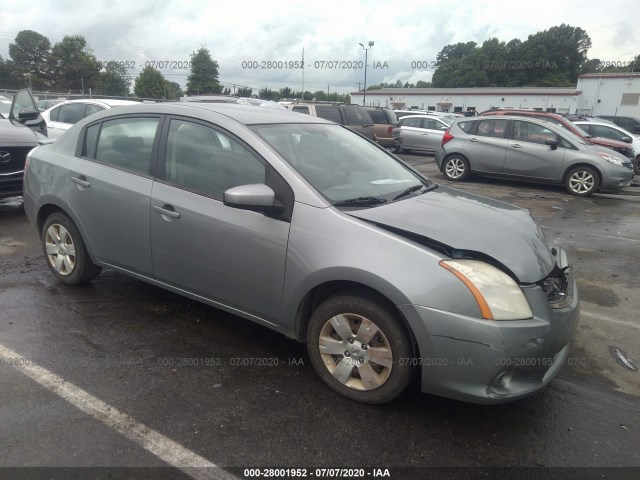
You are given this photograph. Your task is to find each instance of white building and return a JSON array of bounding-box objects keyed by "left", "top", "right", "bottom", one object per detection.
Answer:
[
  {"left": 575, "top": 73, "right": 640, "bottom": 117},
  {"left": 350, "top": 87, "right": 580, "bottom": 114}
]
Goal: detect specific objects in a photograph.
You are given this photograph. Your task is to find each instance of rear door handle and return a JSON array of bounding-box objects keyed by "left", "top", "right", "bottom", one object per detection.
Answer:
[
  {"left": 71, "top": 176, "right": 91, "bottom": 188},
  {"left": 153, "top": 204, "right": 180, "bottom": 219},
  {"left": 510, "top": 144, "right": 523, "bottom": 149},
  {"left": 468, "top": 138, "right": 478, "bottom": 142}
]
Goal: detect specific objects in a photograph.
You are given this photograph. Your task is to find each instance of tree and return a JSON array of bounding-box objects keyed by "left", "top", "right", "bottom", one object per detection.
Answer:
[
  {"left": 164, "top": 80, "right": 183, "bottom": 100},
  {"left": 9, "top": 30, "right": 51, "bottom": 89},
  {"left": 415, "top": 80, "right": 431, "bottom": 88},
  {"left": 134, "top": 66, "right": 166, "bottom": 98},
  {"left": 186, "top": 46, "right": 222, "bottom": 95},
  {"left": 100, "top": 62, "right": 131, "bottom": 96},
  {"left": 0, "top": 56, "right": 20, "bottom": 89},
  {"left": 236, "top": 86, "right": 252, "bottom": 96},
  {"left": 49, "top": 35, "right": 101, "bottom": 92},
  {"left": 258, "top": 87, "right": 278, "bottom": 100}
]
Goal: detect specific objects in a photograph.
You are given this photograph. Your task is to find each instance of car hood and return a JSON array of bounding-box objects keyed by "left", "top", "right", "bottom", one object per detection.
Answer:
[
  {"left": 348, "top": 186, "right": 555, "bottom": 283},
  {"left": 0, "top": 119, "right": 39, "bottom": 146},
  {"left": 588, "top": 136, "right": 631, "bottom": 149}
]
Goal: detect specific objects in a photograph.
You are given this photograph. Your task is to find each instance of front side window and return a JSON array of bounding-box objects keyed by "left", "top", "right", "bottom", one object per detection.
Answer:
[
  {"left": 401, "top": 117, "right": 421, "bottom": 128},
  {"left": 92, "top": 117, "right": 159, "bottom": 174},
  {"left": 164, "top": 119, "right": 265, "bottom": 198},
  {"left": 591, "top": 124, "right": 626, "bottom": 141},
  {"left": 512, "top": 120, "right": 557, "bottom": 145}
]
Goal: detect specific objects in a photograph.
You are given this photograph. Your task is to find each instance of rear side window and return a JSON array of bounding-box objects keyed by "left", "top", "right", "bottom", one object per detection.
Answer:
[
  {"left": 475, "top": 119, "right": 508, "bottom": 139},
  {"left": 315, "top": 106, "right": 342, "bottom": 124},
  {"left": 366, "top": 109, "right": 387, "bottom": 124},
  {"left": 92, "top": 117, "right": 160, "bottom": 174},
  {"left": 292, "top": 106, "right": 309, "bottom": 114},
  {"left": 49, "top": 106, "right": 61, "bottom": 121},
  {"left": 342, "top": 106, "right": 372, "bottom": 126},
  {"left": 385, "top": 109, "right": 398, "bottom": 124},
  {"left": 57, "top": 104, "right": 87, "bottom": 125}
]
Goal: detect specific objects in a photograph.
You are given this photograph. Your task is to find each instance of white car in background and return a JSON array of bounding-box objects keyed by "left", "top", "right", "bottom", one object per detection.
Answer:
[
  {"left": 574, "top": 119, "right": 640, "bottom": 174},
  {"left": 42, "top": 99, "right": 139, "bottom": 138}
]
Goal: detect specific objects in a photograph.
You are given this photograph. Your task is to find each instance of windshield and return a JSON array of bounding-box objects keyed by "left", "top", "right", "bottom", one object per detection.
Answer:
[
  {"left": 250, "top": 123, "right": 431, "bottom": 205},
  {"left": 0, "top": 100, "right": 10, "bottom": 118},
  {"left": 554, "top": 120, "right": 590, "bottom": 138}
]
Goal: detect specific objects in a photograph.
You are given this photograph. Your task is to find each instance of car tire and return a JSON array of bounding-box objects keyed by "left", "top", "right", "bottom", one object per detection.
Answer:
[
  {"left": 306, "top": 292, "right": 413, "bottom": 404},
  {"left": 42, "top": 212, "right": 101, "bottom": 285},
  {"left": 442, "top": 154, "right": 470, "bottom": 181},
  {"left": 565, "top": 166, "right": 600, "bottom": 196},
  {"left": 635, "top": 156, "right": 640, "bottom": 175}
]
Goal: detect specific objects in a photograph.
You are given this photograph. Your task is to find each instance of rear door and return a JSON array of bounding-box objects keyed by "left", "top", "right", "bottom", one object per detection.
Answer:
[
  {"left": 502, "top": 120, "right": 566, "bottom": 180},
  {"left": 67, "top": 115, "right": 161, "bottom": 275},
  {"left": 398, "top": 117, "right": 423, "bottom": 149},
  {"left": 463, "top": 118, "right": 509, "bottom": 173},
  {"left": 419, "top": 117, "right": 449, "bottom": 152}
]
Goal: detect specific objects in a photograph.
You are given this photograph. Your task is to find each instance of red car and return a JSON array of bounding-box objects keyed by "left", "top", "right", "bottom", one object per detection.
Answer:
[{"left": 481, "top": 109, "right": 635, "bottom": 162}]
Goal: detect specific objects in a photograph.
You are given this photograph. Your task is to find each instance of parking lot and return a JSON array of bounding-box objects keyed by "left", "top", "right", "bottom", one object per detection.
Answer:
[{"left": 1, "top": 152, "right": 639, "bottom": 478}]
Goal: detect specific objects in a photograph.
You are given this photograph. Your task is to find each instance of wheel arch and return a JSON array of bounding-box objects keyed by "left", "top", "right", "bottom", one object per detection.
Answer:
[
  {"left": 441, "top": 152, "right": 470, "bottom": 171},
  {"left": 562, "top": 162, "right": 602, "bottom": 186},
  {"left": 293, "top": 280, "right": 420, "bottom": 360}
]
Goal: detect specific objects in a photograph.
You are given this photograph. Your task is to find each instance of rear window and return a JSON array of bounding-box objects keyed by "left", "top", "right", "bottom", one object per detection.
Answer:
[
  {"left": 366, "top": 109, "right": 387, "bottom": 124},
  {"left": 315, "top": 106, "right": 342, "bottom": 124}
]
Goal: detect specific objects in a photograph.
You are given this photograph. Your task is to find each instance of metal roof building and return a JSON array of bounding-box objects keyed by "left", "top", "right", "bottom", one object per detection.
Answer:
[
  {"left": 575, "top": 73, "right": 640, "bottom": 117},
  {"left": 349, "top": 87, "right": 581, "bottom": 113}
]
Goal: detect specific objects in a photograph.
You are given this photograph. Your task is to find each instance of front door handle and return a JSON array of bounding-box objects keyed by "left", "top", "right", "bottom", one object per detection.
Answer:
[
  {"left": 71, "top": 176, "right": 91, "bottom": 188},
  {"left": 153, "top": 204, "right": 180, "bottom": 219},
  {"left": 510, "top": 144, "right": 523, "bottom": 149},
  {"left": 468, "top": 138, "right": 478, "bottom": 142}
]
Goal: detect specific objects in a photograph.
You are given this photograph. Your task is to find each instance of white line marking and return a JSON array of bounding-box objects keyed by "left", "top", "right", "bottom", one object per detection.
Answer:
[
  {"left": 0, "top": 343, "right": 237, "bottom": 480},
  {"left": 580, "top": 310, "right": 640, "bottom": 330}
]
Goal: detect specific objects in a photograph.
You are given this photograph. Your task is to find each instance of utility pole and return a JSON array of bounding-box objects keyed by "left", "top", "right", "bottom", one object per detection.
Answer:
[
  {"left": 358, "top": 41, "right": 374, "bottom": 106},
  {"left": 327, "top": 84, "right": 329, "bottom": 101}
]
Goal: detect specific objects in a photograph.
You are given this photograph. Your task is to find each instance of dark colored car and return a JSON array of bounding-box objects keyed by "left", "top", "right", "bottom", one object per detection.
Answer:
[
  {"left": 286, "top": 103, "right": 375, "bottom": 140},
  {"left": 481, "top": 109, "right": 636, "bottom": 163},
  {"left": 0, "top": 89, "right": 48, "bottom": 199},
  {"left": 596, "top": 116, "right": 640, "bottom": 134},
  {"left": 363, "top": 106, "right": 400, "bottom": 149}
]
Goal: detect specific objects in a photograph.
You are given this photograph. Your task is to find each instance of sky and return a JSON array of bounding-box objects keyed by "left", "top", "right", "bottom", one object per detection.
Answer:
[{"left": 1, "top": 0, "right": 639, "bottom": 94}]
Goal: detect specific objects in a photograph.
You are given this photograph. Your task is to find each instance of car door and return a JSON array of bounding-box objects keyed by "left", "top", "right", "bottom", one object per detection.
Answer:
[
  {"left": 463, "top": 118, "right": 509, "bottom": 173},
  {"left": 502, "top": 120, "right": 566, "bottom": 180},
  {"left": 9, "top": 88, "right": 47, "bottom": 136},
  {"left": 398, "top": 117, "right": 423, "bottom": 149},
  {"left": 420, "top": 117, "right": 449, "bottom": 151},
  {"left": 150, "top": 117, "right": 291, "bottom": 324},
  {"left": 67, "top": 115, "right": 161, "bottom": 275}
]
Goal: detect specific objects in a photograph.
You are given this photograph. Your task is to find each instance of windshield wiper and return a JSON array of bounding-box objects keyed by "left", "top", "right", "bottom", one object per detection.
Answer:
[
  {"left": 392, "top": 184, "right": 427, "bottom": 201},
  {"left": 333, "top": 196, "right": 388, "bottom": 207}
]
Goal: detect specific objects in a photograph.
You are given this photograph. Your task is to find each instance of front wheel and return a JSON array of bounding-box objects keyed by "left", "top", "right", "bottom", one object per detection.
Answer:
[
  {"left": 634, "top": 155, "right": 640, "bottom": 175},
  {"left": 42, "top": 212, "right": 101, "bottom": 285},
  {"left": 306, "top": 293, "right": 413, "bottom": 404},
  {"left": 442, "top": 154, "right": 470, "bottom": 181},
  {"left": 565, "top": 166, "right": 600, "bottom": 196}
]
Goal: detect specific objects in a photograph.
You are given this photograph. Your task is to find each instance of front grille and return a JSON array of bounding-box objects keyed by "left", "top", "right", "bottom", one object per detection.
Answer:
[
  {"left": 0, "top": 147, "right": 32, "bottom": 175},
  {"left": 0, "top": 174, "right": 24, "bottom": 198},
  {"left": 538, "top": 266, "right": 570, "bottom": 308}
]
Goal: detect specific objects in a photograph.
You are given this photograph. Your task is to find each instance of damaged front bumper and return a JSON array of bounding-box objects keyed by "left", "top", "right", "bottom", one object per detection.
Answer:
[{"left": 398, "top": 247, "right": 580, "bottom": 404}]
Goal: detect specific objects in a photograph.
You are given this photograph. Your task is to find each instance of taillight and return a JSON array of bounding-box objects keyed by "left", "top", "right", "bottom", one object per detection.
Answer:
[
  {"left": 387, "top": 126, "right": 393, "bottom": 134},
  {"left": 442, "top": 130, "right": 454, "bottom": 145},
  {"left": 24, "top": 149, "right": 33, "bottom": 180}
]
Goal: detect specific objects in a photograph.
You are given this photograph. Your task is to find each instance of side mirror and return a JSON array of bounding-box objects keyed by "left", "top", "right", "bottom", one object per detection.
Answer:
[
  {"left": 621, "top": 136, "right": 632, "bottom": 144},
  {"left": 18, "top": 109, "right": 40, "bottom": 122},
  {"left": 223, "top": 184, "right": 282, "bottom": 212},
  {"left": 545, "top": 138, "right": 558, "bottom": 150}
]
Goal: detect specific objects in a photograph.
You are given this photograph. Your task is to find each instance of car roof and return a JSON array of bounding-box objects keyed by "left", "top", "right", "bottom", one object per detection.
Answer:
[
  {"left": 47, "top": 99, "right": 140, "bottom": 109},
  {"left": 79, "top": 102, "right": 334, "bottom": 126}
]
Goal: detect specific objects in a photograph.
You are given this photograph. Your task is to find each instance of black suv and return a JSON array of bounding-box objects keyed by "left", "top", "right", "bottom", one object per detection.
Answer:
[
  {"left": 596, "top": 116, "right": 640, "bottom": 134},
  {"left": 286, "top": 103, "right": 375, "bottom": 140}
]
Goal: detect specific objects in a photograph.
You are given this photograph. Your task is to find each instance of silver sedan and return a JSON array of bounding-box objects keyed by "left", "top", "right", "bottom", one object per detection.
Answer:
[{"left": 24, "top": 103, "right": 578, "bottom": 404}]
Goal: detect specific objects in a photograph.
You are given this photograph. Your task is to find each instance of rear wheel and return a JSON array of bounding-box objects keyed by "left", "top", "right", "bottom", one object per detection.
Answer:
[
  {"left": 42, "top": 212, "right": 101, "bottom": 285},
  {"left": 442, "top": 154, "right": 470, "bottom": 181},
  {"left": 565, "top": 166, "right": 600, "bottom": 196},
  {"left": 635, "top": 155, "right": 640, "bottom": 175},
  {"left": 306, "top": 292, "right": 413, "bottom": 404}
]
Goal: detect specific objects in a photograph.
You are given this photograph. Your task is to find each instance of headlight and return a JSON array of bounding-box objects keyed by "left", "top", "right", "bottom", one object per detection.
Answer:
[
  {"left": 440, "top": 260, "right": 533, "bottom": 320},
  {"left": 597, "top": 151, "right": 624, "bottom": 166}
]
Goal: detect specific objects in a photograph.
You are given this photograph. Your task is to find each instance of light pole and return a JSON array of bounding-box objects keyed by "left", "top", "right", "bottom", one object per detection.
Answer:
[{"left": 359, "top": 41, "right": 374, "bottom": 106}]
